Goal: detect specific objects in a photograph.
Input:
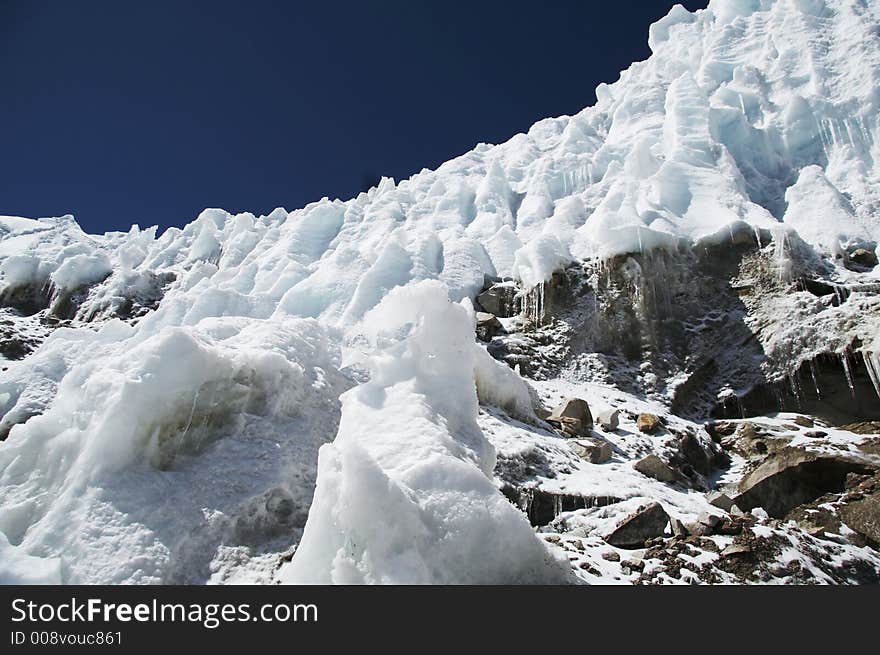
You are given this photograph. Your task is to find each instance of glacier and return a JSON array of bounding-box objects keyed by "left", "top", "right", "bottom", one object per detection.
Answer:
[{"left": 1, "top": 0, "right": 880, "bottom": 584}]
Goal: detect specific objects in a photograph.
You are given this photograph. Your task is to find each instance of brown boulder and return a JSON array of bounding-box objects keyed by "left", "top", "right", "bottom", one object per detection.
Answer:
[
  {"left": 634, "top": 454, "right": 677, "bottom": 483},
  {"left": 636, "top": 413, "right": 661, "bottom": 434},
  {"left": 548, "top": 397, "right": 593, "bottom": 433}
]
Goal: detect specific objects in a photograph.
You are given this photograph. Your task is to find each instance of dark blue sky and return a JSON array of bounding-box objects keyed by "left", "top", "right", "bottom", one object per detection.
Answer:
[{"left": 1, "top": 0, "right": 707, "bottom": 234}]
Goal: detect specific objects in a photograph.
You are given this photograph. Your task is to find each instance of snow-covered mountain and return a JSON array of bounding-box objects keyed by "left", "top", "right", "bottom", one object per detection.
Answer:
[{"left": 2, "top": 0, "right": 880, "bottom": 584}]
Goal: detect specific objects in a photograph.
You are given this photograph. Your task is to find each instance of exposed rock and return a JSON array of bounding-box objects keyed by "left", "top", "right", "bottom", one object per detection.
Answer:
[
  {"left": 847, "top": 248, "right": 878, "bottom": 270},
  {"left": 621, "top": 558, "right": 644, "bottom": 572},
  {"left": 604, "top": 502, "right": 670, "bottom": 549},
  {"left": 0, "top": 336, "right": 36, "bottom": 360},
  {"left": 633, "top": 454, "right": 677, "bottom": 483},
  {"left": 264, "top": 487, "right": 295, "bottom": 518},
  {"left": 669, "top": 516, "right": 689, "bottom": 537},
  {"left": 476, "top": 283, "right": 518, "bottom": 318},
  {"left": 548, "top": 397, "right": 593, "bottom": 430},
  {"left": 673, "top": 431, "right": 721, "bottom": 476},
  {"left": 685, "top": 511, "right": 723, "bottom": 536},
  {"left": 734, "top": 447, "right": 877, "bottom": 518},
  {"left": 705, "top": 421, "right": 737, "bottom": 441},
  {"left": 636, "top": 413, "right": 661, "bottom": 434},
  {"left": 601, "top": 550, "right": 621, "bottom": 562},
  {"left": 720, "top": 542, "right": 752, "bottom": 558},
  {"left": 707, "top": 491, "right": 735, "bottom": 512},
  {"left": 503, "top": 486, "right": 623, "bottom": 527},
  {"left": 842, "top": 421, "right": 880, "bottom": 435},
  {"left": 596, "top": 409, "right": 620, "bottom": 431},
  {"left": 803, "top": 430, "right": 828, "bottom": 439},
  {"left": 547, "top": 416, "right": 583, "bottom": 437},
  {"left": 570, "top": 438, "right": 612, "bottom": 464},
  {"left": 792, "top": 416, "right": 815, "bottom": 428},
  {"left": 698, "top": 511, "right": 722, "bottom": 529},
  {"left": 838, "top": 490, "right": 880, "bottom": 547},
  {"left": 475, "top": 312, "right": 503, "bottom": 341},
  {"left": 719, "top": 421, "right": 792, "bottom": 458},
  {"left": 858, "top": 439, "right": 880, "bottom": 457},
  {"left": 716, "top": 516, "right": 746, "bottom": 535}
]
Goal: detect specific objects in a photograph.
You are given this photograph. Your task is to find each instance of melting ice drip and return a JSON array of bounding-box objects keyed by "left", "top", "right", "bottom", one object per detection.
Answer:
[{"left": 519, "top": 282, "right": 548, "bottom": 328}]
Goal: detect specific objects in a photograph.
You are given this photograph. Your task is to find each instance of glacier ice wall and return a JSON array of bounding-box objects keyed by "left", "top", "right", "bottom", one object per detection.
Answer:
[{"left": 0, "top": 0, "right": 879, "bottom": 583}]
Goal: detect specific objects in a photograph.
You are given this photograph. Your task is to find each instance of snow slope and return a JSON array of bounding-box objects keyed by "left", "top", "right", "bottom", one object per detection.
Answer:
[{"left": 1, "top": 0, "right": 879, "bottom": 584}]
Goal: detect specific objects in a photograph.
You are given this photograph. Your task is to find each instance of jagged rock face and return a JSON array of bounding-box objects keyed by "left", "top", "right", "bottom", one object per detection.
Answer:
[
  {"left": 734, "top": 448, "right": 877, "bottom": 518},
  {"left": 0, "top": 268, "right": 177, "bottom": 364},
  {"left": 480, "top": 230, "right": 880, "bottom": 424},
  {"left": 838, "top": 490, "right": 880, "bottom": 547}
]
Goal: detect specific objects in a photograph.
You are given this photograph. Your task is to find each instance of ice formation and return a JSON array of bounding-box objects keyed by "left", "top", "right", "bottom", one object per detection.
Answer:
[
  {"left": 281, "top": 282, "right": 569, "bottom": 583},
  {"left": 1, "top": 0, "right": 879, "bottom": 584}
]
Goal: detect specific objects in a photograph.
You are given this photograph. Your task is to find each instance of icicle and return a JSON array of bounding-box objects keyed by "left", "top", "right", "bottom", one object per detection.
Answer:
[
  {"left": 840, "top": 350, "right": 856, "bottom": 398},
  {"left": 518, "top": 488, "right": 534, "bottom": 517},
  {"left": 858, "top": 116, "right": 872, "bottom": 147},
  {"left": 770, "top": 227, "right": 790, "bottom": 282},
  {"left": 538, "top": 282, "right": 545, "bottom": 326},
  {"left": 771, "top": 383, "right": 785, "bottom": 410},
  {"left": 845, "top": 119, "right": 857, "bottom": 149},
  {"left": 788, "top": 372, "right": 802, "bottom": 408},
  {"left": 863, "top": 351, "right": 880, "bottom": 401},
  {"left": 809, "top": 358, "right": 821, "bottom": 398}
]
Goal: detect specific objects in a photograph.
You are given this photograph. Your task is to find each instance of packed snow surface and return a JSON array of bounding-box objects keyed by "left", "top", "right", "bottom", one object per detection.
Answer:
[{"left": 1, "top": 0, "right": 879, "bottom": 583}]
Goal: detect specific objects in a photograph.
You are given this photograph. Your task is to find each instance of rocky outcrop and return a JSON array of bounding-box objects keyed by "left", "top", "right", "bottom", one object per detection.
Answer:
[
  {"left": 843, "top": 421, "right": 880, "bottom": 435},
  {"left": 839, "top": 491, "right": 880, "bottom": 547},
  {"left": 734, "top": 447, "right": 877, "bottom": 518},
  {"left": 604, "top": 502, "right": 669, "bottom": 549}
]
